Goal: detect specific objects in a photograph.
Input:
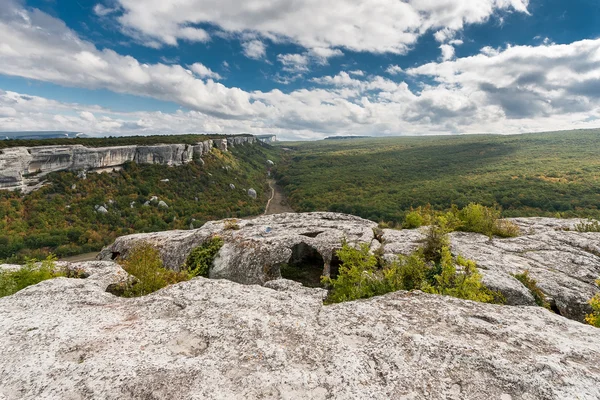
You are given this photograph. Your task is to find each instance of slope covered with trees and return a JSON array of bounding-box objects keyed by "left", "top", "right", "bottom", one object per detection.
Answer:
[
  {"left": 0, "top": 144, "right": 277, "bottom": 262},
  {"left": 274, "top": 130, "right": 600, "bottom": 223}
]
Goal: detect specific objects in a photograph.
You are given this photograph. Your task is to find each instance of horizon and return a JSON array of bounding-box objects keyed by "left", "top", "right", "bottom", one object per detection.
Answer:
[{"left": 1, "top": 0, "right": 600, "bottom": 140}]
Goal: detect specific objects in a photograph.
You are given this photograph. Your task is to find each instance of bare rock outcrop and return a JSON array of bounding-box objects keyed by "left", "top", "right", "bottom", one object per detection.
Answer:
[
  {"left": 0, "top": 136, "right": 257, "bottom": 192},
  {"left": 99, "top": 213, "right": 600, "bottom": 322},
  {"left": 1, "top": 261, "right": 599, "bottom": 399}
]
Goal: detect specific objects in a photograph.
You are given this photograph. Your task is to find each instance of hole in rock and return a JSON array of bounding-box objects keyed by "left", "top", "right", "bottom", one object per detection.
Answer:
[
  {"left": 280, "top": 242, "right": 325, "bottom": 287},
  {"left": 110, "top": 252, "right": 120, "bottom": 260},
  {"left": 549, "top": 300, "right": 562, "bottom": 316},
  {"left": 300, "top": 231, "right": 324, "bottom": 238}
]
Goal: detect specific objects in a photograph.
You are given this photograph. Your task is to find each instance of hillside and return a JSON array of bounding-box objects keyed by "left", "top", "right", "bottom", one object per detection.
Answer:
[
  {"left": 0, "top": 141, "right": 278, "bottom": 262},
  {"left": 274, "top": 130, "right": 600, "bottom": 224}
]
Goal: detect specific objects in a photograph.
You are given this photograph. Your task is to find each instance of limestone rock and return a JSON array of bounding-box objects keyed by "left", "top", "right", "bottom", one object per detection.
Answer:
[
  {"left": 266, "top": 159, "right": 275, "bottom": 166},
  {"left": 0, "top": 137, "right": 253, "bottom": 192},
  {"left": 96, "top": 206, "right": 108, "bottom": 214},
  {"left": 99, "top": 214, "right": 600, "bottom": 322},
  {"left": 158, "top": 200, "right": 169, "bottom": 208},
  {"left": 247, "top": 188, "right": 257, "bottom": 199},
  {"left": 229, "top": 183, "right": 236, "bottom": 190},
  {"left": 0, "top": 269, "right": 599, "bottom": 399}
]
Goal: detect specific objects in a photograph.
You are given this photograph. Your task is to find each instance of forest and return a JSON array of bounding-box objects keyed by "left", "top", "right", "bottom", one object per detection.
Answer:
[
  {"left": 274, "top": 129, "right": 600, "bottom": 224},
  {"left": 0, "top": 143, "right": 277, "bottom": 262}
]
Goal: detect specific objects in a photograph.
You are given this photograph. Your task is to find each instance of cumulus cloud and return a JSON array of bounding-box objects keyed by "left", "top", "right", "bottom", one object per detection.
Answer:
[
  {"left": 102, "top": 0, "right": 528, "bottom": 53},
  {"left": 440, "top": 44, "right": 455, "bottom": 61},
  {"left": 3, "top": 1, "right": 600, "bottom": 141},
  {"left": 386, "top": 65, "right": 404, "bottom": 75},
  {"left": 277, "top": 53, "right": 310, "bottom": 72},
  {"left": 0, "top": 6, "right": 254, "bottom": 118},
  {"left": 188, "top": 63, "right": 222, "bottom": 80},
  {"left": 242, "top": 40, "right": 267, "bottom": 59}
]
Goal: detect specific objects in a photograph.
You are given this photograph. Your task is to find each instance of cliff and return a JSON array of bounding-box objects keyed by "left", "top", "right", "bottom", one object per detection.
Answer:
[{"left": 0, "top": 136, "right": 256, "bottom": 192}]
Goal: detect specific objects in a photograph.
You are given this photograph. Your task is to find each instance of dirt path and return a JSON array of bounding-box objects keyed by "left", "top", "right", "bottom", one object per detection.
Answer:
[{"left": 264, "top": 179, "right": 295, "bottom": 215}]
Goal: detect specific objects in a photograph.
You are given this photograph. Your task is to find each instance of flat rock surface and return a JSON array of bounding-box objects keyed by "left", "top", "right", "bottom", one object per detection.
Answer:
[{"left": 1, "top": 262, "right": 599, "bottom": 400}]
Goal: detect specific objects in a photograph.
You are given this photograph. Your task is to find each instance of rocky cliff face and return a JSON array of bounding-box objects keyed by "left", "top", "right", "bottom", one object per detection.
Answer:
[
  {"left": 0, "top": 136, "right": 257, "bottom": 192},
  {"left": 1, "top": 259, "right": 599, "bottom": 399},
  {"left": 99, "top": 213, "right": 600, "bottom": 323}
]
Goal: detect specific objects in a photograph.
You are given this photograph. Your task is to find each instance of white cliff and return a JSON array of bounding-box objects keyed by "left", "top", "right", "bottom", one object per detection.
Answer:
[{"left": 0, "top": 136, "right": 257, "bottom": 192}]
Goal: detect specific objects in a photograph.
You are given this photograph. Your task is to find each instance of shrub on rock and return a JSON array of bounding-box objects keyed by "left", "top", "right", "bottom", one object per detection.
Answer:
[{"left": 184, "top": 236, "right": 224, "bottom": 278}]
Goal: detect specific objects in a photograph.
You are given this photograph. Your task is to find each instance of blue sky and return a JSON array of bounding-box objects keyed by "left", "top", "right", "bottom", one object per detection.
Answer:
[{"left": 0, "top": 0, "right": 599, "bottom": 139}]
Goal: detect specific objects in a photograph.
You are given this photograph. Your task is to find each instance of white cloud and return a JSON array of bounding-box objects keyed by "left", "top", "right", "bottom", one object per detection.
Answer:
[
  {"left": 440, "top": 44, "right": 455, "bottom": 61},
  {"left": 308, "top": 47, "right": 344, "bottom": 64},
  {"left": 242, "top": 40, "right": 266, "bottom": 59},
  {"left": 386, "top": 65, "right": 404, "bottom": 75},
  {"left": 177, "top": 27, "right": 210, "bottom": 43},
  {"left": 93, "top": 4, "right": 119, "bottom": 17},
  {"left": 188, "top": 63, "right": 222, "bottom": 80},
  {"left": 277, "top": 53, "right": 309, "bottom": 72},
  {"left": 4, "top": 1, "right": 600, "bottom": 141},
  {"left": 349, "top": 70, "right": 364, "bottom": 76},
  {"left": 106, "top": 0, "right": 529, "bottom": 53}
]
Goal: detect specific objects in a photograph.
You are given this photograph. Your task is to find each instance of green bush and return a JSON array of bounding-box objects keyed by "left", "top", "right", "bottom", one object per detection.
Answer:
[
  {"left": 456, "top": 203, "right": 520, "bottom": 238},
  {"left": 586, "top": 279, "right": 600, "bottom": 327},
  {"left": 184, "top": 236, "right": 224, "bottom": 277},
  {"left": 575, "top": 219, "right": 600, "bottom": 233},
  {"left": 0, "top": 255, "right": 61, "bottom": 297},
  {"left": 323, "top": 240, "right": 499, "bottom": 305},
  {"left": 513, "top": 270, "right": 551, "bottom": 309},
  {"left": 424, "top": 247, "right": 493, "bottom": 303},
  {"left": 118, "top": 242, "right": 189, "bottom": 297}
]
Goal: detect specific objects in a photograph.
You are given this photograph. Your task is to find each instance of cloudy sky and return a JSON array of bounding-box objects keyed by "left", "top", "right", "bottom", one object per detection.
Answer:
[{"left": 0, "top": 0, "right": 599, "bottom": 140}]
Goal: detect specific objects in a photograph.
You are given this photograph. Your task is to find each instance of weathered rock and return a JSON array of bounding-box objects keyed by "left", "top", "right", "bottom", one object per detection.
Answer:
[
  {"left": 99, "top": 213, "right": 377, "bottom": 284},
  {"left": 216, "top": 139, "right": 228, "bottom": 152},
  {"left": 229, "top": 183, "right": 236, "bottom": 190},
  {"left": 227, "top": 136, "right": 256, "bottom": 148},
  {"left": 158, "top": 200, "right": 169, "bottom": 208},
  {"left": 0, "top": 136, "right": 256, "bottom": 192},
  {"left": 96, "top": 206, "right": 108, "bottom": 214},
  {"left": 99, "top": 214, "right": 600, "bottom": 323},
  {"left": 266, "top": 159, "right": 275, "bottom": 166},
  {"left": 0, "top": 268, "right": 599, "bottom": 400},
  {"left": 248, "top": 188, "right": 257, "bottom": 199}
]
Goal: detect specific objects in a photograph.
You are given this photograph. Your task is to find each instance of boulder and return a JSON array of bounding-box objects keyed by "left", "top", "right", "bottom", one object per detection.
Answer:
[
  {"left": 0, "top": 268, "right": 599, "bottom": 399},
  {"left": 247, "top": 188, "right": 257, "bottom": 199},
  {"left": 95, "top": 205, "right": 108, "bottom": 214},
  {"left": 266, "top": 159, "right": 275, "bottom": 166},
  {"left": 158, "top": 201, "right": 169, "bottom": 209},
  {"left": 229, "top": 183, "right": 236, "bottom": 190}
]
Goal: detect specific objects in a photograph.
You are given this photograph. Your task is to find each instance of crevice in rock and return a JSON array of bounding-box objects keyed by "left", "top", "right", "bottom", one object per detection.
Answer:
[
  {"left": 110, "top": 252, "right": 120, "bottom": 260},
  {"left": 300, "top": 231, "right": 324, "bottom": 238}
]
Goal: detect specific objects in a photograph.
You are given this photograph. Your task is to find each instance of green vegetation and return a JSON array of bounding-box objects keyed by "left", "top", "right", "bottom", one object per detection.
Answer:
[
  {"left": 575, "top": 219, "right": 600, "bottom": 233},
  {"left": 586, "top": 280, "right": 600, "bottom": 328},
  {"left": 114, "top": 242, "right": 190, "bottom": 297},
  {"left": 0, "top": 133, "right": 250, "bottom": 149},
  {"left": 0, "top": 144, "right": 277, "bottom": 262},
  {"left": 184, "top": 236, "right": 224, "bottom": 277},
  {"left": 275, "top": 130, "right": 600, "bottom": 223},
  {"left": 0, "top": 255, "right": 61, "bottom": 297},
  {"left": 323, "top": 224, "right": 503, "bottom": 304},
  {"left": 513, "top": 270, "right": 551, "bottom": 309}
]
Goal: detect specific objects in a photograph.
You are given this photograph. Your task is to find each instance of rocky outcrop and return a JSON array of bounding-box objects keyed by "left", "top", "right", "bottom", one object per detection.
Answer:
[
  {"left": 99, "top": 213, "right": 600, "bottom": 322},
  {"left": 1, "top": 260, "right": 600, "bottom": 399},
  {"left": 0, "top": 136, "right": 257, "bottom": 192}
]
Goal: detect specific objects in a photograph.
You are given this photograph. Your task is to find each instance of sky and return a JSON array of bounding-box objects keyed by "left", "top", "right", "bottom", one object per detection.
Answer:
[{"left": 0, "top": 0, "right": 599, "bottom": 140}]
